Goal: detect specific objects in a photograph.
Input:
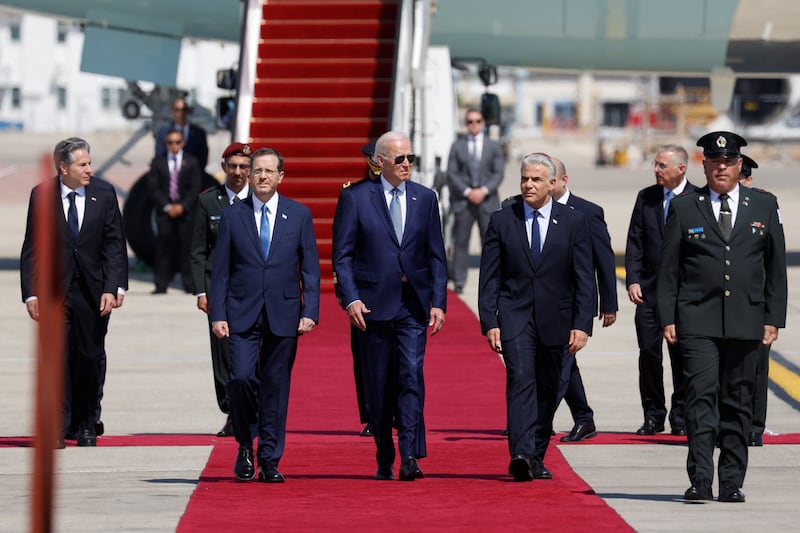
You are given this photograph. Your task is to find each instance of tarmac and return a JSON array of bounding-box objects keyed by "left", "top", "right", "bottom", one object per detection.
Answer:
[{"left": 0, "top": 129, "right": 799, "bottom": 531}]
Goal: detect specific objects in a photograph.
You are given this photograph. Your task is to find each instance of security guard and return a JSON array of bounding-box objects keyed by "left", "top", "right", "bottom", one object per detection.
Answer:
[
  {"left": 657, "top": 131, "right": 787, "bottom": 503},
  {"left": 737, "top": 154, "right": 770, "bottom": 447}
]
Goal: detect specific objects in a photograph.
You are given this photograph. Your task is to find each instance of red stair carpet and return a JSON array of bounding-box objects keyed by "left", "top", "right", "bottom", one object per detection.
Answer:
[
  {"left": 250, "top": 0, "right": 399, "bottom": 292},
  {"left": 176, "top": 292, "right": 634, "bottom": 532}
]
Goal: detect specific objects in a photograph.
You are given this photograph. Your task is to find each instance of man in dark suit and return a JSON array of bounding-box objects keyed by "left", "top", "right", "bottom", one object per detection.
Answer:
[
  {"left": 658, "top": 131, "right": 786, "bottom": 503},
  {"left": 190, "top": 142, "right": 252, "bottom": 437},
  {"left": 625, "top": 144, "right": 695, "bottom": 436},
  {"left": 332, "top": 131, "right": 448, "bottom": 481},
  {"left": 551, "top": 157, "right": 618, "bottom": 442},
  {"left": 155, "top": 97, "right": 209, "bottom": 170},
  {"left": 21, "top": 137, "right": 126, "bottom": 447},
  {"left": 446, "top": 108, "right": 505, "bottom": 294},
  {"left": 210, "top": 148, "right": 320, "bottom": 483},
  {"left": 147, "top": 128, "right": 203, "bottom": 294},
  {"left": 332, "top": 142, "right": 380, "bottom": 438},
  {"left": 478, "top": 153, "right": 595, "bottom": 482},
  {"left": 736, "top": 154, "right": 770, "bottom": 448}
]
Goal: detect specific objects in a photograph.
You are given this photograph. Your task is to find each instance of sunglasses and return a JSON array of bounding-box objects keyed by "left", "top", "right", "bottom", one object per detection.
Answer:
[
  {"left": 387, "top": 154, "right": 416, "bottom": 165},
  {"left": 466, "top": 119, "right": 483, "bottom": 124},
  {"left": 166, "top": 140, "right": 183, "bottom": 145}
]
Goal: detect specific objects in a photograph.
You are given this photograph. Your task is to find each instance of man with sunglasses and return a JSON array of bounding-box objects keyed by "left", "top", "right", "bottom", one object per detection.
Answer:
[
  {"left": 190, "top": 142, "right": 252, "bottom": 437},
  {"left": 146, "top": 128, "right": 203, "bottom": 294},
  {"left": 658, "top": 131, "right": 786, "bottom": 503},
  {"left": 155, "top": 97, "right": 209, "bottom": 170},
  {"left": 333, "top": 131, "right": 448, "bottom": 481},
  {"left": 446, "top": 108, "right": 506, "bottom": 294}
]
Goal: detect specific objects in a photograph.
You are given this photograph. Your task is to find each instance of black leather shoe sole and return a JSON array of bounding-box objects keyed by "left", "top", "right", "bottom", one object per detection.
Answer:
[
  {"left": 683, "top": 486, "right": 713, "bottom": 502},
  {"left": 531, "top": 462, "right": 552, "bottom": 480},
  {"left": 508, "top": 456, "right": 533, "bottom": 482}
]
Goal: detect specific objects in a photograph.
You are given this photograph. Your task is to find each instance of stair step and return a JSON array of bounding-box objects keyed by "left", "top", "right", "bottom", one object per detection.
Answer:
[
  {"left": 280, "top": 178, "right": 359, "bottom": 197},
  {"left": 264, "top": 1, "right": 398, "bottom": 21},
  {"left": 251, "top": 117, "right": 385, "bottom": 139},
  {"left": 254, "top": 78, "right": 391, "bottom": 99},
  {"left": 250, "top": 139, "right": 375, "bottom": 159},
  {"left": 258, "top": 58, "right": 394, "bottom": 79},
  {"left": 263, "top": 20, "right": 397, "bottom": 40},
  {"left": 258, "top": 40, "right": 395, "bottom": 60},
  {"left": 252, "top": 98, "right": 390, "bottom": 119}
]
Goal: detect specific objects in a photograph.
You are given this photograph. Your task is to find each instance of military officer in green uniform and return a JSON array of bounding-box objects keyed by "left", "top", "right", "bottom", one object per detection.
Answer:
[{"left": 657, "top": 131, "right": 787, "bottom": 503}]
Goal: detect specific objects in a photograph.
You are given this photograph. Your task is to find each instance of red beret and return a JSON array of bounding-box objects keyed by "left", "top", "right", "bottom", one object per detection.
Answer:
[{"left": 222, "top": 142, "right": 252, "bottom": 160}]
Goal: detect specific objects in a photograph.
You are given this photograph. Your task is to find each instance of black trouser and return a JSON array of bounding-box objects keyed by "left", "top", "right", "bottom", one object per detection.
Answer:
[
  {"left": 153, "top": 212, "right": 193, "bottom": 292},
  {"left": 64, "top": 274, "right": 108, "bottom": 434},
  {"left": 351, "top": 325, "right": 370, "bottom": 424},
  {"left": 207, "top": 319, "right": 232, "bottom": 414},
  {"left": 556, "top": 348, "right": 594, "bottom": 426},
  {"left": 751, "top": 343, "right": 770, "bottom": 434},
  {"left": 681, "top": 335, "right": 758, "bottom": 487},
  {"left": 503, "top": 319, "right": 563, "bottom": 463},
  {"left": 634, "top": 304, "right": 685, "bottom": 427}
]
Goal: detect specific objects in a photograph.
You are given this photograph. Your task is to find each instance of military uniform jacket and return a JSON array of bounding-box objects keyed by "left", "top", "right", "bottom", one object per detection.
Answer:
[{"left": 657, "top": 185, "right": 787, "bottom": 339}]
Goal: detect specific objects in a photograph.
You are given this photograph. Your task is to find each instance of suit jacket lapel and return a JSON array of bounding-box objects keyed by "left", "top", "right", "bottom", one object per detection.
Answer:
[
  {"left": 733, "top": 187, "right": 753, "bottom": 240},
  {"left": 241, "top": 197, "right": 262, "bottom": 253},
  {"left": 370, "top": 181, "right": 399, "bottom": 245},
  {"left": 540, "top": 201, "right": 562, "bottom": 261},
  {"left": 512, "top": 202, "right": 536, "bottom": 271}
]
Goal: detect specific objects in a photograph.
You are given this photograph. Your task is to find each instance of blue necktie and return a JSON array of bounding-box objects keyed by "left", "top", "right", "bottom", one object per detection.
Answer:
[
  {"left": 663, "top": 190, "right": 674, "bottom": 223},
  {"left": 67, "top": 191, "right": 79, "bottom": 240},
  {"left": 390, "top": 188, "right": 403, "bottom": 243},
  {"left": 260, "top": 204, "right": 271, "bottom": 260},
  {"left": 530, "top": 210, "right": 541, "bottom": 264}
]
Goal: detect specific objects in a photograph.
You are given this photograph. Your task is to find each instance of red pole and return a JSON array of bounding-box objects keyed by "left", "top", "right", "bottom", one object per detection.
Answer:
[{"left": 30, "top": 154, "right": 65, "bottom": 533}]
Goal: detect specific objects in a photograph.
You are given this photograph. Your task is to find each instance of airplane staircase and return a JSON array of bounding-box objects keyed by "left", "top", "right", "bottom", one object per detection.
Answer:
[{"left": 249, "top": 0, "right": 400, "bottom": 291}]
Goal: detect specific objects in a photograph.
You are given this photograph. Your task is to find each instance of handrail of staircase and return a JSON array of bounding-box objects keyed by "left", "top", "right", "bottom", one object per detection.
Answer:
[
  {"left": 391, "top": 0, "right": 433, "bottom": 187},
  {"left": 234, "top": 0, "right": 263, "bottom": 143}
]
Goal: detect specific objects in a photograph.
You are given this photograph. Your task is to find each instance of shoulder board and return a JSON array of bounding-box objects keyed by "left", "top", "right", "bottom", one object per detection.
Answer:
[{"left": 342, "top": 181, "right": 351, "bottom": 189}]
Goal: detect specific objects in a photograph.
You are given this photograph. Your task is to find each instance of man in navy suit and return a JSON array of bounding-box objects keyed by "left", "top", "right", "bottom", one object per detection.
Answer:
[
  {"left": 625, "top": 144, "right": 695, "bottom": 436},
  {"left": 190, "top": 142, "right": 252, "bottom": 437},
  {"left": 332, "top": 131, "right": 448, "bottom": 481},
  {"left": 446, "top": 108, "right": 506, "bottom": 294},
  {"left": 210, "top": 148, "right": 320, "bottom": 483},
  {"left": 146, "top": 128, "right": 203, "bottom": 293},
  {"left": 479, "top": 153, "right": 595, "bottom": 482},
  {"left": 21, "top": 137, "right": 127, "bottom": 447},
  {"left": 551, "top": 157, "right": 618, "bottom": 442}
]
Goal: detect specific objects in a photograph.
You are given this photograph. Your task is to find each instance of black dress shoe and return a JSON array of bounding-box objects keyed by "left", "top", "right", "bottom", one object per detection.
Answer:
[
  {"left": 561, "top": 423, "right": 597, "bottom": 442},
  {"left": 217, "top": 417, "right": 234, "bottom": 437},
  {"left": 636, "top": 419, "right": 665, "bottom": 435},
  {"left": 718, "top": 481, "right": 745, "bottom": 503},
  {"left": 508, "top": 455, "right": 532, "bottom": 482},
  {"left": 454, "top": 285, "right": 464, "bottom": 295},
  {"left": 399, "top": 456, "right": 424, "bottom": 481},
  {"left": 531, "top": 460, "right": 552, "bottom": 480},
  {"left": 258, "top": 462, "right": 285, "bottom": 483},
  {"left": 683, "top": 477, "right": 713, "bottom": 501},
  {"left": 360, "top": 423, "right": 374, "bottom": 437},
  {"left": 77, "top": 428, "right": 97, "bottom": 447},
  {"left": 747, "top": 431, "right": 763, "bottom": 447},
  {"left": 375, "top": 465, "right": 394, "bottom": 480},
  {"left": 94, "top": 420, "right": 104, "bottom": 437},
  {"left": 233, "top": 446, "right": 255, "bottom": 481},
  {"left": 151, "top": 289, "right": 167, "bottom": 294},
  {"left": 670, "top": 425, "right": 687, "bottom": 436}
]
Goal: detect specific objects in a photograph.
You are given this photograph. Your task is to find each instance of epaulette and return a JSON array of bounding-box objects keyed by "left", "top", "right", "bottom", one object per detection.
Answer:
[
  {"left": 342, "top": 181, "right": 351, "bottom": 189},
  {"left": 754, "top": 187, "right": 775, "bottom": 196}
]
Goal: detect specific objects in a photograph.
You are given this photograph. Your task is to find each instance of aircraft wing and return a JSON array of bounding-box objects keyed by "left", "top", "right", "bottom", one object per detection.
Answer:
[{"left": 0, "top": 0, "right": 242, "bottom": 86}]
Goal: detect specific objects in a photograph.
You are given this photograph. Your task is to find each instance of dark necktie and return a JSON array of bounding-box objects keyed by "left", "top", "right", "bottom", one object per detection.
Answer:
[
  {"left": 231, "top": 196, "right": 240, "bottom": 205},
  {"left": 67, "top": 191, "right": 79, "bottom": 240},
  {"left": 530, "top": 210, "right": 541, "bottom": 264},
  {"left": 390, "top": 188, "right": 403, "bottom": 243},
  {"left": 663, "top": 190, "right": 674, "bottom": 223},
  {"left": 718, "top": 194, "right": 732, "bottom": 240},
  {"left": 260, "top": 204, "right": 271, "bottom": 260}
]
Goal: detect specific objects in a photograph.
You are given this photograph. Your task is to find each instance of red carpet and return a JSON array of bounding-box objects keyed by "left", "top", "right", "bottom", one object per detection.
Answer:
[{"left": 175, "top": 293, "right": 634, "bottom": 532}]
